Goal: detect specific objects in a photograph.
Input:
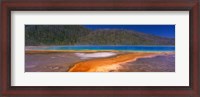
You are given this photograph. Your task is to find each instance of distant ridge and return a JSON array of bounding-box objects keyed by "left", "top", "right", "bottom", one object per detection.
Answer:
[
  {"left": 78, "top": 29, "right": 174, "bottom": 45},
  {"left": 25, "top": 25, "right": 175, "bottom": 46}
]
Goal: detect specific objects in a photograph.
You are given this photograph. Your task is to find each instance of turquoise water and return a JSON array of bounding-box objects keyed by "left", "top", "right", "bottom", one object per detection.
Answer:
[{"left": 44, "top": 45, "right": 175, "bottom": 52}]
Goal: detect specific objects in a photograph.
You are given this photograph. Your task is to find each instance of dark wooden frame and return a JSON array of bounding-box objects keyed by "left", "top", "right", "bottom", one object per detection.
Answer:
[{"left": 0, "top": 0, "right": 199, "bottom": 97}]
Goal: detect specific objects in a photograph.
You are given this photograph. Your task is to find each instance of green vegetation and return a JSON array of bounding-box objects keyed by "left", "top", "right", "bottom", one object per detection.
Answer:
[
  {"left": 25, "top": 25, "right": 90, "bottom": 45},
  {"left": 25, "top": 25, "right": 175, "bottom": 46}
]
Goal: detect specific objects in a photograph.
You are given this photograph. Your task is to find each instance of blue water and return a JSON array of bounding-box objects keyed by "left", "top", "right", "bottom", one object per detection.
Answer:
[{"left": 44, "top": 45, "right": 175, "bottom": 52}]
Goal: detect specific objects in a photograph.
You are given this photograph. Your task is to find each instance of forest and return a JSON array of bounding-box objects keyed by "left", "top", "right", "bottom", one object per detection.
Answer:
[{"left": 25, "top": 25, "right": 175, "bottom": 46}]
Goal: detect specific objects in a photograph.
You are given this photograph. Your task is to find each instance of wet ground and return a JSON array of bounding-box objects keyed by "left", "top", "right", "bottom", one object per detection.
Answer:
[
  {"left": 25, "top": 52, "right": 175, "bottom": 72},
  {"left": 120, "top": 54, "right": 175, "bottom": 72}
]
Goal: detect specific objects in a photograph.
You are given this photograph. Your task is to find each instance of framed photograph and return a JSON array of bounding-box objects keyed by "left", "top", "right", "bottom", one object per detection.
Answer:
[{"left": 1, "top": 0, "right": 199, "bottom": 96}]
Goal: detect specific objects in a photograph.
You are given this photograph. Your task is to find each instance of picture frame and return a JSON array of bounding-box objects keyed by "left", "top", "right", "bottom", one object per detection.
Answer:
[{"left": 0, "top": 0, "right": 199, "bottom": 96}]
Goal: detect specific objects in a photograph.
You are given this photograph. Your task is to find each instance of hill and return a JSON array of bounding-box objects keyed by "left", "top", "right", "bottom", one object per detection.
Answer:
[
  {"left": 78, "top": 29, "right": 174, "bottom": 45},
  {"left": 25, "top": 25, "right": 175, "bottom": 46},
  {"left": 25, "top": 25, "right": 90, "bottom": 45}
]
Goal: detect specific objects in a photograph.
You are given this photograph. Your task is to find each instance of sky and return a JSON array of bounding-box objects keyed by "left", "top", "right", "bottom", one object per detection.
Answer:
[{"left": 84, "top": 25, "right": 175, "bottom": 38}]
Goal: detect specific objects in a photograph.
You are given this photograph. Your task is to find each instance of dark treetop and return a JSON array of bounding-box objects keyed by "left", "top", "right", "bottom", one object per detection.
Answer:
[
  {"left": 25, "top": 25, "right": 175, "bottom": 46},
  {"left": 84, "top": 25, "right": 175, "bottom": 38}
]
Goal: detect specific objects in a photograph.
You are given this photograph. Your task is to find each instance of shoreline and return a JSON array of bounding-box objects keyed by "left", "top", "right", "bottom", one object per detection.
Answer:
[
  {"left": 68, "top": 52, "right": 172, "bottom": 72},
  {"left": 25, "top": 51, "right": 175, "bottom": 72},
  {"left": 25, "top": 50, "right": 174, "bottom": 54},
  {"left": 25, "top": 50, "right": 119, "bottom": 54}
]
